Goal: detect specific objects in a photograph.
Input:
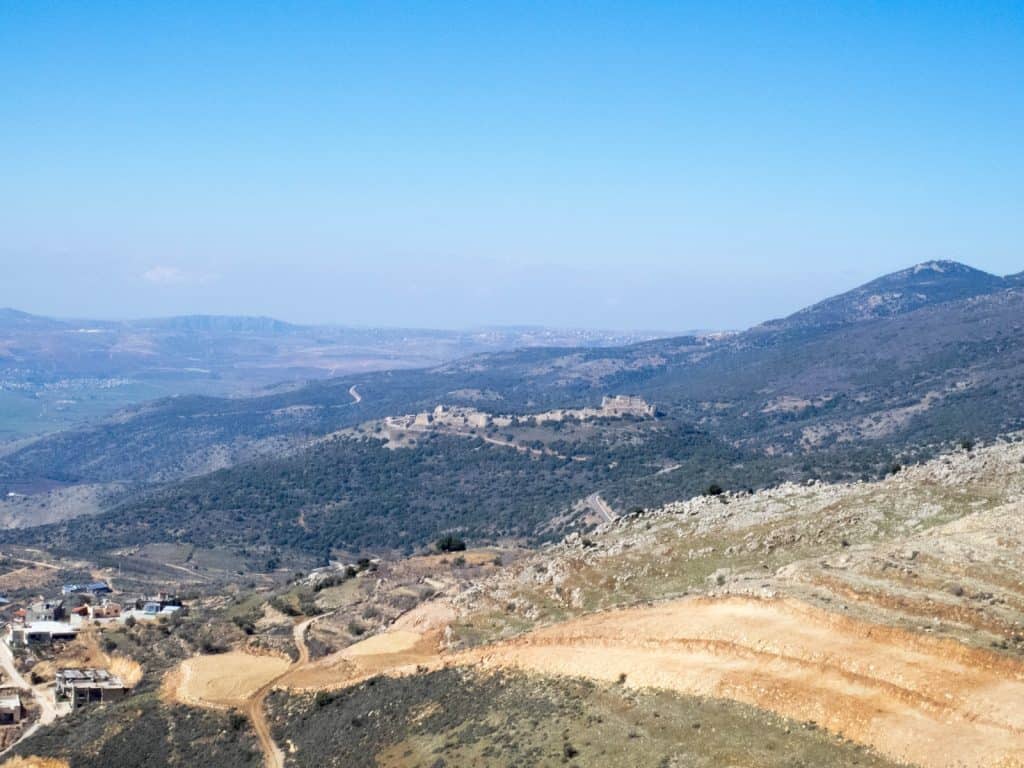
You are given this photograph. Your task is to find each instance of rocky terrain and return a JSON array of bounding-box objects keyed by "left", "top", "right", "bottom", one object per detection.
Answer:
[
  {"left": 759, "top": 260, "right": 1011, "bottom": 330},
  {"left": 6, "top": 264, "right": 1024, "bottom": 768},
  {"left": 49, "top": 437, "right": 1015, "bottom": 768},
  {"left": 453, "top": 437, "right": 1024, "bottom": 654},
  {"left": 7, "top": 261, "right": 1024, "bottom": 562}
]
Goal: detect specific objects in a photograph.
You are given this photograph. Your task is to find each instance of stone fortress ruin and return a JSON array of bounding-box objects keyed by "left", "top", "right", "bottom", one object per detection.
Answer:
[{"left": 393, "top": 394, "right": 655, "bottom": 432}]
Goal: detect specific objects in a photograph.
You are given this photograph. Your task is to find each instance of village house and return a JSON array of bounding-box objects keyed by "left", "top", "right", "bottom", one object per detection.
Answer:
[
  {"left": 55, "top": 668, "right": 128, "bottom": 709},
  {"left": 7, "top": 620, "right": 78, "bottom": 647},
  {"left": 61, "top": 581, "right": 112, "bottom": 597},
  {"left": 137, "top": 602, "right": 182, "bottom": 619},
  {"left": 25, "top": 599, "right": 65, "bottom": 623},
  {"left": 88, "top": 599, "right": 122, "bottom": 620},
  {"left": 120, "top": 593, "right": 184, "bottom": 622},
  {"left": 0, "top": 689, "right": 24, "bottom": 725},
  {"left": 131, "top": 593, "right": 182, "bottom": 612},
  {"left": 69, "top": 599, "right": 122, "bottom": 624}
]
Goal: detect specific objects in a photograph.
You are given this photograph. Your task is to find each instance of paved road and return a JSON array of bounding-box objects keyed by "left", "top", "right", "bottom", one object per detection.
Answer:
[
  {"left": 585, "top": 493, "right": 618, "bottom": 524},
  {"left": 348, "top": 385, "right": 362, "bottom": 404}
]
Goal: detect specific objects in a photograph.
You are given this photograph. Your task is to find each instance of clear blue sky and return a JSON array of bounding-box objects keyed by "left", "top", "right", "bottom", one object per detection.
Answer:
[{"left": 1, "top": 1, "right": 1021, "bottom": 330}]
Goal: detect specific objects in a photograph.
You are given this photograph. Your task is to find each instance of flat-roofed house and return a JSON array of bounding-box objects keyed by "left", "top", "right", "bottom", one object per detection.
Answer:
[
  {"left": 62, "top": 581, "right": 112, "bottom": 597},
  {"left": 8, "top": 620, "right": 79, "bottom": 647},
  {"left": 89, "top": 600, "right": 122, "bottom": 620}
]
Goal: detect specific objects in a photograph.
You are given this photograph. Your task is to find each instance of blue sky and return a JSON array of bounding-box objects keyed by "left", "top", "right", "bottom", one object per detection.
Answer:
[{"left": 1, "top": 2, "right": 1021, "bottom": 330}]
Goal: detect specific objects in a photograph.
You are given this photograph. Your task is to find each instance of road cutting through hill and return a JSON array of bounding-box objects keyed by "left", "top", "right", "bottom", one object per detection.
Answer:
[{"left": 169, "top": 596, "right": 1024, "bottom": 768}]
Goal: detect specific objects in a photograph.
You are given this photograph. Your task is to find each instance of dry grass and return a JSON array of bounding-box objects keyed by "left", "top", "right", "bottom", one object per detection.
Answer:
[{"left": 0, "top": 758, "right": 71, "bottom": 768}]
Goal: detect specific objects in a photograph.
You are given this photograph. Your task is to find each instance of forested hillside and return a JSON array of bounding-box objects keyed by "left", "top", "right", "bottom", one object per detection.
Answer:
[{"left": 3, "top": 262, "right": 1023, "bottom": 559}]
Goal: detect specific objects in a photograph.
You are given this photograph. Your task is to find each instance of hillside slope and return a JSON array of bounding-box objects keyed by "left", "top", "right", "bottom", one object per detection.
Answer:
[
  {"left": 0, "top": 309, "right": 659, "bottom": 440},
  {"left": 4, "top": 262, "right": 1024, "bottom": 558},
  {"left": 759, "top": 260, "right": 1006, "bottom": 330},
  {"left": 7, "top": 261, "right": 1024, "bottom": 487}
]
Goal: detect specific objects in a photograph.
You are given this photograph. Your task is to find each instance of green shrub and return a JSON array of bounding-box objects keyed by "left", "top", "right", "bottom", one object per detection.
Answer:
[{"left": 435, "top": 534, "right": 466, "bottom": 553}]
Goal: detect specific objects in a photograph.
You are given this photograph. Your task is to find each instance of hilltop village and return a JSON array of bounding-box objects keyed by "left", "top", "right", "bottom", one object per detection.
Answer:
[{"left": 0, "top": 574, "right": 183, "bottom": 752}]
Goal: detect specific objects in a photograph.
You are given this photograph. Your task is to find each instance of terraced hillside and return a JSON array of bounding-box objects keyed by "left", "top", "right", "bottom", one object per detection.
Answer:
[
  {"left": 451, "top": 438, "right": 1024, "bottom": 653},
  {"left": 6, "top": 265, "right": 1024, "bottom": 768},
  {"left": 102, "top": 438, "right": 1024, "bottom": 768}
]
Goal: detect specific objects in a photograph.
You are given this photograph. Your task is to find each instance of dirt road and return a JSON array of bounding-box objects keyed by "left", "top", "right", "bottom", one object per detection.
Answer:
[
  {"left": 170, "top": 596, "right": 1024, "bottom": 768},
  {"left": 245, "top": 615, "right": 325, "bottom": 768},
  {"left": 161, "top": 561, "right": 210, "bottom": 582},
  {"left": 244, "top": 685, "right": 285, "bottom": 768},
  {"left": 0, "top": 639, "right": 58, "bottom": 756},
  {"left": 8, "top": 557, "right": 61, "bottom": 571},
  {"left": 348, "top": 385, "right": 362, "bottom": 404},
  {"left": 172, "top": 615, "right": 326, "bottom": 768}
]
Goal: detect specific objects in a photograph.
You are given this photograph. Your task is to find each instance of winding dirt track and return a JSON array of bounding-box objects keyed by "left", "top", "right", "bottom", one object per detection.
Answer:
[
  {"left": 246, "top": 615, "right": 323, "bottom": 768},
  {"left": 0, "top": 638, "right": 58, "bottom": 757},
  {"left": 244, "top": 682, "right": 285, "bottom": 768},
  {"left": 171, "top": 616, "right": 323, "bottom": 768},
  {"left": 172, "top": 597, "right": 1024, "bottom": 768}
]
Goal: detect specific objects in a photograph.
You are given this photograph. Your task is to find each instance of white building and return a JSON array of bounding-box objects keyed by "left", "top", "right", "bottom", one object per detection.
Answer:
[{"left": 8, "top": 620, "right": 79, "bottom": 647}]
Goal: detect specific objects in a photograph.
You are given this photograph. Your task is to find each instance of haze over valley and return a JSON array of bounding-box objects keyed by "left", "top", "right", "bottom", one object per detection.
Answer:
[
  {"left": 2, "top": 3, "right": 1022, "bottom": 768},
  {"left": 0, "top": 310, "right": 663, "bottom": 441}
]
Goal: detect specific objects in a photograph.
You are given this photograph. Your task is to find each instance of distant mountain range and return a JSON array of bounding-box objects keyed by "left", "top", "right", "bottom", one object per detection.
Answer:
[
  {"left": 3, "top": 260, "right": 1024, "bottom": 561},
  {"left": 0, "top": 308, "right": 667, "bottom": 380},
  {"left": 0, "top": 309, "right": 666, "bottom": 439}
]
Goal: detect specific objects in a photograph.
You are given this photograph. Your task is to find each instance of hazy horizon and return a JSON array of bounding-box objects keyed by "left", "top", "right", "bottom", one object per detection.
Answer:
[
  {"left": 3, "top": 3, "right": 1021, "bottom": 330},
  {"left": 2, "top": 256, "right": 1022, "bottom": 335}
]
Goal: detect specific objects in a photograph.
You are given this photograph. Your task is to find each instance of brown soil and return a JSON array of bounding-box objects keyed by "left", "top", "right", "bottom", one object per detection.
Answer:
[
  {"left": 167, "top": 593, "right": 1024, "bottom": 766},
  {"left": 0, "top": 758, "right": 70, "bottom": 768},
  {"left": 281, "top": 629, "right": 441, "bottom": 692},
  {"left": 0, "top": 565, "right": 58, "bottom": 593},
  {"left": 253, "top": 596, "right": 1024, "bottom": 768},
  {"left": 462, "top": 597, "right": 1024, "bottom": 768},
  {"left": 168, "top": 651, "right": 291, "bottom": 710}
]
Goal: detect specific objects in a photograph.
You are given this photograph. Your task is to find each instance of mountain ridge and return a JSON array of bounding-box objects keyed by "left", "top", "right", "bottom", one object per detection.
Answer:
[
  {"left": 5, "top": 261, "right": 1024, "bottom": 560},
  {"left": 759, "top": 259, "right": 1013, "bottom": 332}
]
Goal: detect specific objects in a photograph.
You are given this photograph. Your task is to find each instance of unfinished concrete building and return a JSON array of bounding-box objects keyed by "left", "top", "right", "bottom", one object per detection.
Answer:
[
  {"left": 55, "top": 668, "right": 128, "bottom": 709},
  {"left": 25, "top": 599, "right": 65, "bottom": 623},
  {"left": 0, "top": 689, "right": 24, "bottom": 725}
]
